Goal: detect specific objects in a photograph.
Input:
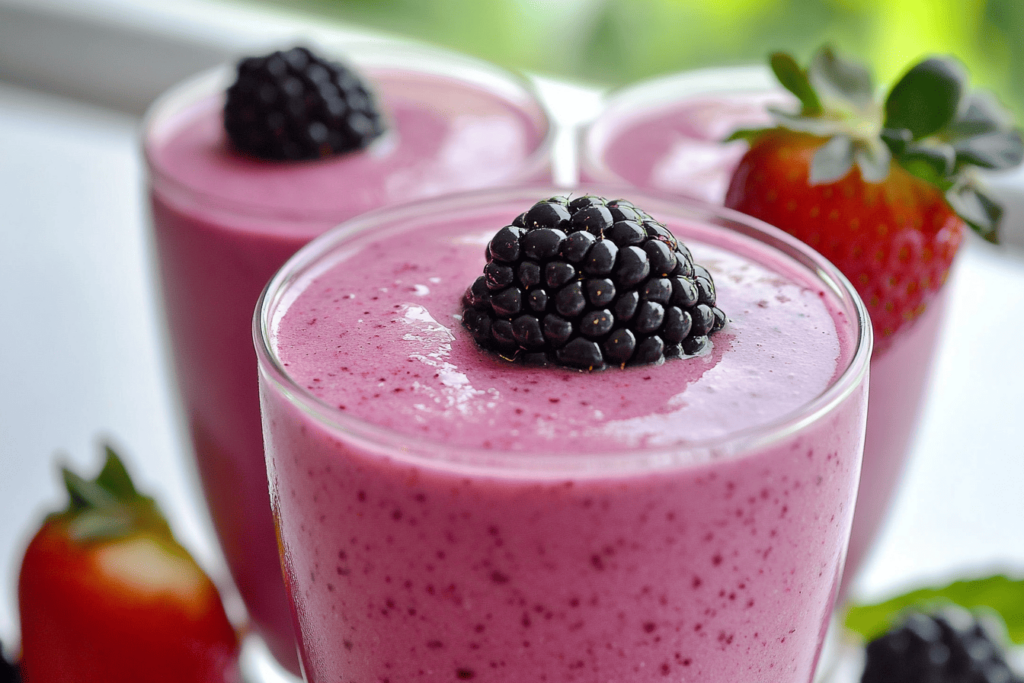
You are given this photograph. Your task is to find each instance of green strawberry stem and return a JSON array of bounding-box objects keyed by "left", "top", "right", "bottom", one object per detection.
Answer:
[
  {"left": 730, "top": 45, "right": 1024, "bottom": 243},
  {"left": 55, "top": 445, "right": 172, "bottom": 543}
]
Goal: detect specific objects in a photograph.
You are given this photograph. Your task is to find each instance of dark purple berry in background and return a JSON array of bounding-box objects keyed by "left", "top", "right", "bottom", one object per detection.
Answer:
[
  {"left": 0, "top": 641, "right": 19, "bottom": 683},
  {"left": 460, "top": 195, "right": 727, "bottom": 369},
  {"left": 224, "top": 46, "right": 385, "bottom": 161},
  {"left": 861, "top": 608, "right": 1024, "bottom": 683}
]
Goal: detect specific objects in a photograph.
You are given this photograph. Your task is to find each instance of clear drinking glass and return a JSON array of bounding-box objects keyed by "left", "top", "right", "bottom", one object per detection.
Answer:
[
  {"left": 580, "top": 67, "right": 950, "bottom": 591},
  {"left": 143, "top": 40, "right": 554, "bottom": 675},
  {"left": 255, "top": 186, "right": 872, "bottom": 683}
]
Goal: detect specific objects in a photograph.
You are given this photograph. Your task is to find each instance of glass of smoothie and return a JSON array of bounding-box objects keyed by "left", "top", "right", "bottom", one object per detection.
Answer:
[
  {"left": 580, "top": 67, "right": 949, "bottom": 590},
  {"left": 255, "top": 186, "right": 872, "bottom": 682},
  {"left": 144, "top": 40, "right": 553, "bottom": 674}
]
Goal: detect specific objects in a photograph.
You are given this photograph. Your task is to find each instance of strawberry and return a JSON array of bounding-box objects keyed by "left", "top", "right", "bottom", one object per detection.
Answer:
[
  {"left": 725, "top": 47, "right": 1023, "bottom": 351},
  {"left": 18, "top": 446, "right": 240, "bottom": 683}
]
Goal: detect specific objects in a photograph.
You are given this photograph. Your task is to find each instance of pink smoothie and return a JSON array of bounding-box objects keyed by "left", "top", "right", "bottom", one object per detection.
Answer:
[
  {"left": 145, "top": 48, "right": 551, "bottom": 672},
  {"left": 581, "top": 71, "right": 947, "bottom": 587},
  {"left": 257, "top": 189, "right": 871, "bottom": 682}
]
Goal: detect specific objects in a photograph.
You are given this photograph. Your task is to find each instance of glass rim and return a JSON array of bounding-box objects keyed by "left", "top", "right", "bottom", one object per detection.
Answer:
[
  {"left": 580, "top": 63, "right": 779, "bottom": 186},
  {"left": 142, "top": 37, "right": 555, "bottom": 223},
  {"left": 254, "top": 184, "right": 872, "bottom": 478}
]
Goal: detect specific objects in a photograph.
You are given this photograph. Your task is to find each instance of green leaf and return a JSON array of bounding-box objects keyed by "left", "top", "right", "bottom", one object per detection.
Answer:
[
  {"left": 96, "top": 445, "right": 140, "bottom": 500},
  {"left": 808, "top": 45, "right": 874, "bottom": 113},
  {"left": 63, "top": 467, "right": 117, "bottom": 512},
  {"left": 66, "top": 509, "right": 135, "bottom": 542},
  {"left": 880, "top": 127, "right": 913, "bottom": 155},
  {"left": 954, "top": 130, "right": 1024, "bottom": 170},
  {"left": 885, "top": 57, "right": 965, "bottom": 140},
  {"left": 854, "top": 138, "right": 892, "bottom": 183},
  {"left": 947, "top": 91, "right": 1014, "bottom": 139},
  {"left": 770, "top": 52, "right": 821, "bottom": 116},
  {"left": 845, "top": 574, "right": 1024, "bottom": 642},
  {"left": 900, "top": 142, "right": 957, "bottom": 181},
  {"left": 809, "top": 134, "right": 853, "bottom": 184},
  {"left": 723, "top": 128, "right": 766, "bottom": 143},
  {"left": 56, "top": 445, "right": 174, "bottom": 541},
  {"left": 947, "top": 185, "right": 1002, "bottom": 243},
  {"left": 768, "top": 108, "right": 848, "bottom": 137}
]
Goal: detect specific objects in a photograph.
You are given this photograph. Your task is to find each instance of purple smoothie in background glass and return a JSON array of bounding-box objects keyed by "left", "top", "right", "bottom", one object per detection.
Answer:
[
  {"left": 580, "top": 66, "right": 947, "bottom": 592},
  {"left": 144, "top": 41, "right": 553, "bottom": 673},
  {"left": 256, "top": 186, "right": 872, "bottom": 683}
]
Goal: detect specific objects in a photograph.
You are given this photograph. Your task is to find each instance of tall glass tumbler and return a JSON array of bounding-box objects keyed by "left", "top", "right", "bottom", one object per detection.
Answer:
[
  {"left": 256, "top": 186, "right": 872, "bottom": 682},
  {"left": 580, "top": 67, "right": 949, "bottom": 589},
  {"left": 145, "top": 41, "right": 554, "bottom": 673}
]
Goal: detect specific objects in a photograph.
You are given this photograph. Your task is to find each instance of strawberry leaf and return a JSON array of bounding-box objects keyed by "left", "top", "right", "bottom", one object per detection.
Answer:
[
  {"left": 809, "top": 134, "right": 853, "bottom": 184},
  {"left": 770, "top": 52, "right": 821, "bottom": 116},
  {"left": 96, "top": 445, "right": 140, "bottom": 500},
  {"left": 63, "top": 468, "right": 117, "bottom": 512},
  {"left": 55, "top": 445, "right": 174, "bottom": 542},
  {"left": 947, "top": 184, "right": 1002, "bottom": 243},
  {"left": 854, "top": 138, "right": 892, "bottom": 183},
  {"left": 885, "top": 57, "right": 965, "bottom": 140},
  {"left": 948, "top": 92, "right": 1015, "bottom": 139},
  {"left": 724, "top": 128, "right": 765, "bottom": 143},
  {"left": 954, "top": 130, "right": 1024, "bottom": 170},
  {"left": 844, "top": 574, "right": 1024, "bottom": 643},
  {"left": 880, "top": 127, "right": 913, "bottom": 155},
  {"left": 808, "top": 45, "right": 874, "bottom": 114},
  {"left": 66, "top": 509, "right": 134, "bottom": 543},
  {"left": 901, "top": 142, "right": 956, "bottom": 182}
]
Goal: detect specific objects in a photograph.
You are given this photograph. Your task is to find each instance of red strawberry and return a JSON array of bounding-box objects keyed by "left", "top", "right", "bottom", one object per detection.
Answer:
[
  {"left": 18, "top": 446, "right": 240, "bottom": 683},
  {"left": 725, "top": 47, "right": 1023, "bottom": 351}
]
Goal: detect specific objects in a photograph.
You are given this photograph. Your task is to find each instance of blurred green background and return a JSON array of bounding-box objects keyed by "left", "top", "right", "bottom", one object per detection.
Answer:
[{"left": 264, "top": 0, "right": 1024, "bottom": 115}]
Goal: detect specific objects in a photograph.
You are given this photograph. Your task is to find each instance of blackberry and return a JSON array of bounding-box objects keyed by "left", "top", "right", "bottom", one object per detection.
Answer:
[
  {"left": 461, "top": 196, "right": 726, "bottom": 369},
  {"left": 0, "top": 641, "right": 18, "bottom": 683},
  {"left": 224, "top": 46, "right": 385, "bottom": 161},
  {"left": 862, "top": 609, "right": 1023, "bottom": 683}
]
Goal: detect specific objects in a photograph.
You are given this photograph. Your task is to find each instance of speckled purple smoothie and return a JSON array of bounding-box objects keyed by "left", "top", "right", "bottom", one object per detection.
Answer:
[
  {"left": 257, "top": 190, "right": 870, "bottom": 682},
  {"left": 145, "top": 46, "right": 551, "bottom": 672}
]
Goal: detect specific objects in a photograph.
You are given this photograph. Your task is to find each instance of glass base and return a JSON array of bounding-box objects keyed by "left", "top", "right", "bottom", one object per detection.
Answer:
[
  {"left": 237, "top": 610, "right": 865, "bottom": 683},
  {"left": 240, "top": 634, "right": 302, "bottom": 683}
]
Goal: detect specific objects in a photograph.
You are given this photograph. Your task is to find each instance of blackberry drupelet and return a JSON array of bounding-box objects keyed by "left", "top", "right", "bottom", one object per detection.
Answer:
[
  {"left": 224, "top": 46, "right": 385, "bottom": 161},
  {"left": 861, "top": 609, "right": 1023, "bottom": 683},
  {"left": 461, "top": 195, "right": 727, "bottom": 369}
]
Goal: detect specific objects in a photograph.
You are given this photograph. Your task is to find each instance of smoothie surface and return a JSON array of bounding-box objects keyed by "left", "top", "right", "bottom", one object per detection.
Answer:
[
  {"left": 591, "top": 91, "right": 786, "bottom": 203},
  {"left": 147, "top": 69, "right": 546, "bottom": 235},
  {"left": 271, "top": 209, "right": 854, "bottom": 457}
]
